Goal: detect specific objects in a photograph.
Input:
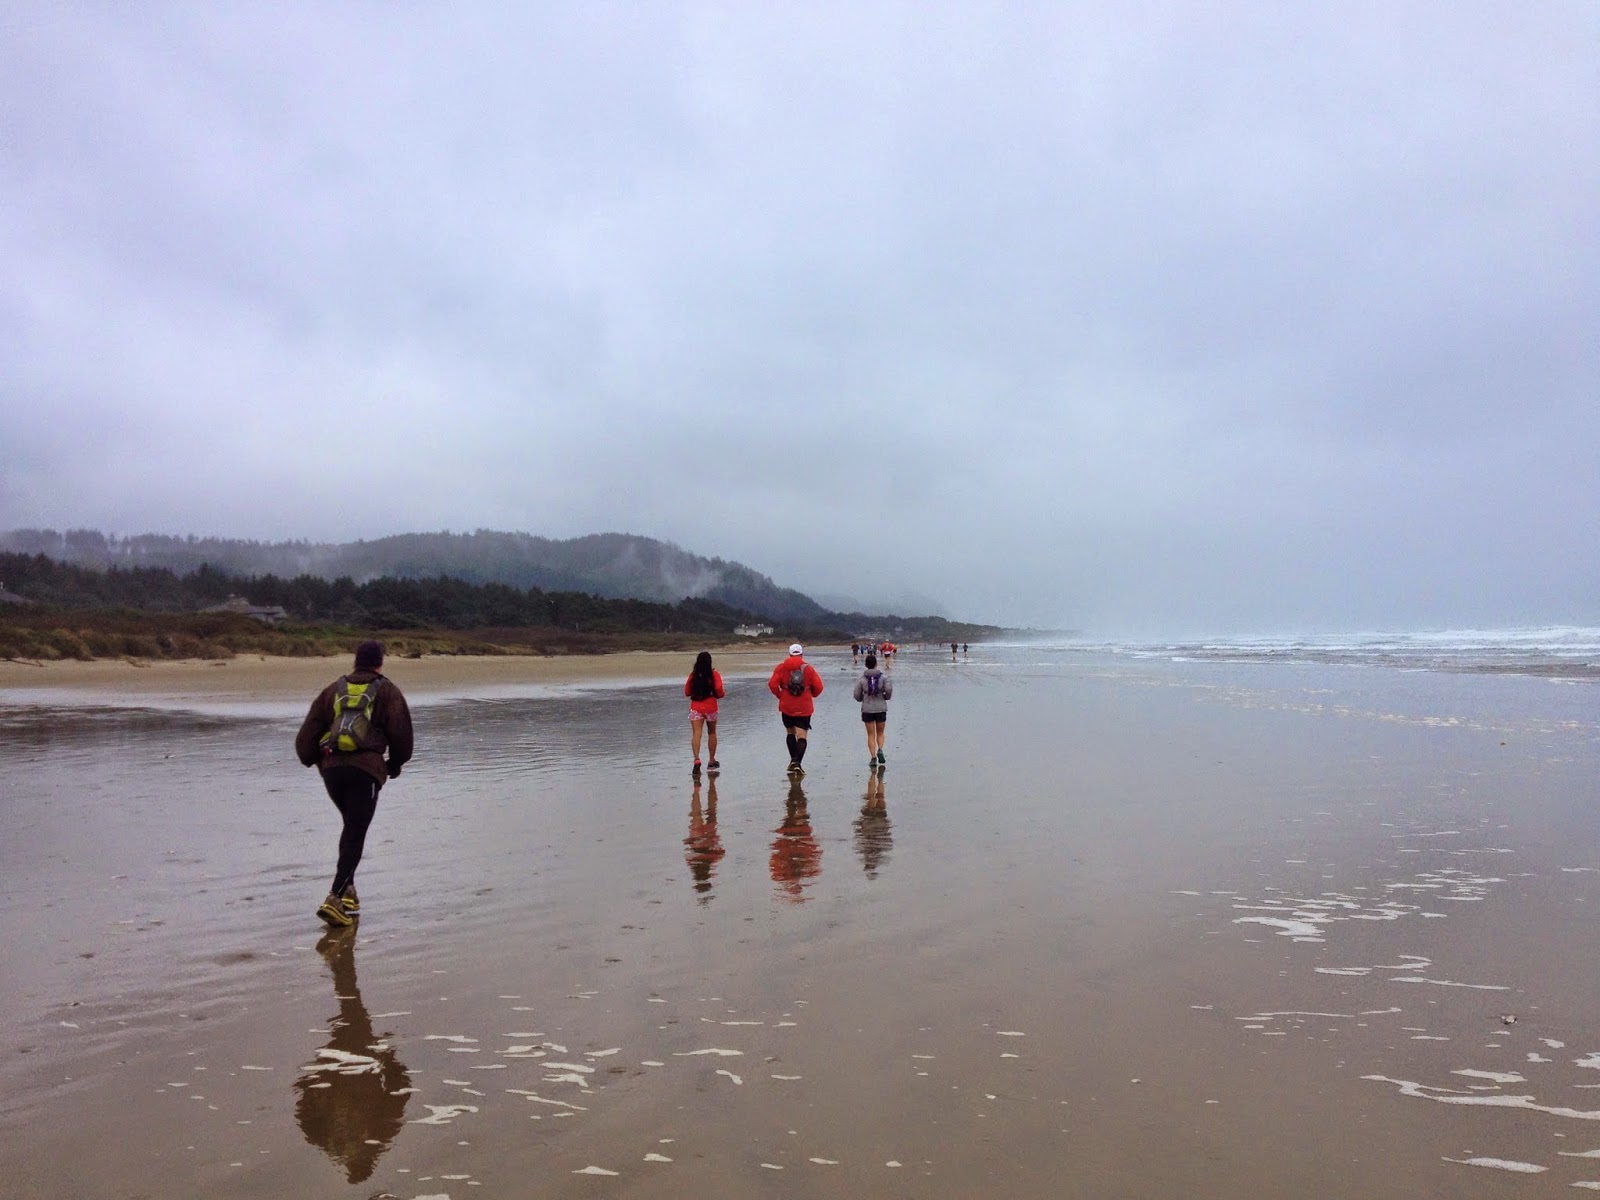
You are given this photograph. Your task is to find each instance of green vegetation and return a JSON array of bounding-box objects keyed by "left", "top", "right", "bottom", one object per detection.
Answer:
[{"left": 0, "top": 551, "right": 1000, "bottom": 662}]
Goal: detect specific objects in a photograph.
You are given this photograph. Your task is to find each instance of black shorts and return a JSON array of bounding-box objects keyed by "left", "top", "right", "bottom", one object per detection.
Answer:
[
  {"left": 781, "top": 713, "right": 812, "bottom": 730},
  {"left": 860, "top": 711, "right": 886, "bottom": 725}
]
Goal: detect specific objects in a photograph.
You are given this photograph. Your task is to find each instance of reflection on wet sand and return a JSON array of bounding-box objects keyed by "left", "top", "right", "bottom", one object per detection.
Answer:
[
  {"left": 684, "top": 777, "right": 725, "bottom": 902},
  {"left": 769, "top": 777, "right": 821, "bottom": 902},
  {"left": 293, "top": 929, "right": 412, "bottom": 1184},
  {"left": 854, "top": 769, "right": 892, "bottom": 878}
]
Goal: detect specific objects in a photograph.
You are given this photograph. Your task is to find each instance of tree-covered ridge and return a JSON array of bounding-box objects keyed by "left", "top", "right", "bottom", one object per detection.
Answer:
[
  {"left": 0, "top": 552, "right": 761, "bottom": 635},
  {"left": 0, "top": 551, "right": 1002, "bottom": 653},
  {"left": 0, "top": 528, "right": 829, "bottom": 622}
]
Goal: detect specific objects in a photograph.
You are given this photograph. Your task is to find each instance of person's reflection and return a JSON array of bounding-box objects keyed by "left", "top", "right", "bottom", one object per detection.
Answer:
[
  {"left": 854, "top": 768, "right": 892, "bottom": 879},
  {"left": 294, "top": 928, "right": 412, "bottom": 1184},
  {"left": 685, "top": 776, "right": 726, "bottom": 902},
  {"left": 770, "top": 776, "right": 821, "bottom": 902}
]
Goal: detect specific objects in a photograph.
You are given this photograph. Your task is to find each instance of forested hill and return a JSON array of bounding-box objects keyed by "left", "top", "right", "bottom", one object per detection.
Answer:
[{"left": 1, "top": 529, "right": 828, "bottom": 623}]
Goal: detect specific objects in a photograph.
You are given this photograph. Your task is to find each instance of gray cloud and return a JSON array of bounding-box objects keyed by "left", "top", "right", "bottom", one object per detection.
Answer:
[{"left": 3, "top": 1, "right": 1596, "bottom": 633}]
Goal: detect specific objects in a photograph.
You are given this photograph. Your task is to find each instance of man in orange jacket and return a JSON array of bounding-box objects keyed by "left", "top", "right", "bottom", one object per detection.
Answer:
[{"left": 767, "top": 643, "right": 825, "bottom": 774}]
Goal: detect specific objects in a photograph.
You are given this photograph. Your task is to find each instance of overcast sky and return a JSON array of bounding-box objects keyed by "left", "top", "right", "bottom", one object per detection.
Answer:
[{"left": 3, "top": 2, "right": 1596, "bottom": 634}]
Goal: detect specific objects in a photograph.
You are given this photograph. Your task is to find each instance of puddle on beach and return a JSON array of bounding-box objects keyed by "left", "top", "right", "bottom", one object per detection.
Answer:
[{"left": 4, "top": 649, "right": 1600, "bottom": 1196}]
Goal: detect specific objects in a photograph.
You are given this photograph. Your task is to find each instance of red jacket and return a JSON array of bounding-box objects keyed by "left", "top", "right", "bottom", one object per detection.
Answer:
[
  {"left": 767, "top": 655, "right": 824, "bottom": 717},
  {"left": 684, "top": 669, "right": 725, "bottom": 715}
]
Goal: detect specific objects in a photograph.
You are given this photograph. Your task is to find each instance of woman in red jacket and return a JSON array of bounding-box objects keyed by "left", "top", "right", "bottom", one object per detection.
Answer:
[
  {"left": 767, "top": 643, "right": 824, "bottom": 774},
  {"left": 684, "top": 651, "right": 725, "bottom": 775}
]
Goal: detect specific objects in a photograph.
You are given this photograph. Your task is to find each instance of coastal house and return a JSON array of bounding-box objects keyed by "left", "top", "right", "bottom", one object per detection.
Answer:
[
  {"left": 0, "top": 582, "right": 35, "bottom": 606},
  {"left": 734, "top": 623, "right": 774, "bottom": 637},
  {"left": 202, "top": 595, "right": 290, "bottom": 625}
]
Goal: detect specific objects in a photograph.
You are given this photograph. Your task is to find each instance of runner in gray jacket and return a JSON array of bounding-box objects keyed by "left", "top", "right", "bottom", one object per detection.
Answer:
[{"left": 852, "top": 653, "right": 893, "bottom": 769}]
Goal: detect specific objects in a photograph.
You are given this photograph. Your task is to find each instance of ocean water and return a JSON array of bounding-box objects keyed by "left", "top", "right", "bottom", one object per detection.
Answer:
[
  {"left": 2, "top": 642, "right": 1599, "bottom": 1197},
  {"left": 1051, "top": 624, "right": 1600, "bottom": 677}
]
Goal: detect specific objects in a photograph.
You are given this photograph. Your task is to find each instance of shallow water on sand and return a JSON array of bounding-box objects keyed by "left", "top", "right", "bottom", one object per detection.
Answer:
[{"left": 3, "top": 647, "right": 1600, "bottom": 1197}]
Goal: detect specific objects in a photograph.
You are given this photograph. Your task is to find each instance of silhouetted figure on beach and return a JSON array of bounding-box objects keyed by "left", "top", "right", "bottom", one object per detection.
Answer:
[
  {"left": 770, "top": 777, "right": 821, "bottom": 901},
  {"left": 685, "top": 776, "right": 725, "bottom": 901},
  {"left": 854, "top": 771, "right": 892, "bottom": 879},
  {"left": 294, "top": 929, "right": 411, "bottom": 1184}
]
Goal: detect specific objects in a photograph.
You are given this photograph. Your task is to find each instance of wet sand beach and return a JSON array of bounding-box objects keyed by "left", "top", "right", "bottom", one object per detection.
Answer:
[{"left": 3, "top": 645, "right": 1600, "bottom": 1197}]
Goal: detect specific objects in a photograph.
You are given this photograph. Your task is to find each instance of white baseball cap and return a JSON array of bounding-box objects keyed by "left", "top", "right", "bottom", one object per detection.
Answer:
[{"left": 789, "top": 643, "right": 804, "bottom": 656}]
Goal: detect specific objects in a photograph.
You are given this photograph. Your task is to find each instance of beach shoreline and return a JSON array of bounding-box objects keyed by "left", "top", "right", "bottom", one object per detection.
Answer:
[
  {"left": 6, "top": 646, "right": 1600, "bottom": 1196},
  {"left": 0, "top": 644, "right": 790, "bottom": 699}
]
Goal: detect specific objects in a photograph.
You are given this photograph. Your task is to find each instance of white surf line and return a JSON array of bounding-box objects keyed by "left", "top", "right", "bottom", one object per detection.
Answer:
[
  {"left": 716, "top": 1069, "right": 743, "bottom": 1085},
  {"left": 573, "top": 1165, "right": 618, "bottom": 1176},
  {"left": 423, "top": 1034, "right": 479, "bottom": 1043},
  {"left": 674, "top": 1047, "right": 743, "bottom": 1056},
  {"left": 1365, "top": 1076, "right": 1600, "bottom": 1120},
  {"left": 506, "top": 1089, "right": 588, "bottom": 1111},
  {"left": 1232, "top": 916, "right": 1326, "bottom": 941},
  {"left": 410, "top": 1104, "right": 478, "bottom": 1125},
  {"left": 1454, "top": 1069, "right": 1526, "bottom": 1084},
  {"left": 1390, "top": 976, "right": 1510, "bottom": 991},
  {"left": 542, "top": 1071, "right": 593, "bottom": 1088},
  {"left": 1441, "top": 1156, "right": 1546, "bottom": 1173},
  {"left": 307, "top": 1049, "right": 382, "bottom": 1074}
]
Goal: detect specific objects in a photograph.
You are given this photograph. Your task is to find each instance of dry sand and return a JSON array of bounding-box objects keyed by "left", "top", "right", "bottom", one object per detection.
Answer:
[{"left": 0, "top": 644, "right": 787, "bottom": 699}]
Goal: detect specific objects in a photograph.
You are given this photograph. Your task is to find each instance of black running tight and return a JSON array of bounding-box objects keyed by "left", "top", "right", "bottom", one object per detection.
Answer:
[{"left": 322, "top": 766, "right": 379, "bottom": 895}]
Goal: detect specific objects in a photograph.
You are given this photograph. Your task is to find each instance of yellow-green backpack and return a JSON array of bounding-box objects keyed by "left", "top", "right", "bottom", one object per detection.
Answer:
[{"left": 320, "top": 676, "right": 383, "bottom": 754}]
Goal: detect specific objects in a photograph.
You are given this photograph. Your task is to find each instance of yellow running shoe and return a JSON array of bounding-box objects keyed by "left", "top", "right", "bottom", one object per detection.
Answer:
[{"left": 317, "top": 893, "right": 354, "bottom": 928}]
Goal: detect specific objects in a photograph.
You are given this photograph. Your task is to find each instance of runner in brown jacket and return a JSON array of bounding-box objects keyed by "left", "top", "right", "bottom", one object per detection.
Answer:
[{"left": 295, "top": 640, "right": 414, "bottom": 927}]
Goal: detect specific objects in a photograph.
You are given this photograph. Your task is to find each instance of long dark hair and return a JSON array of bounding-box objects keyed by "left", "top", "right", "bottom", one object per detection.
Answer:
[{"left": 689, "top": 651, "right": 716, "bottom": 701}]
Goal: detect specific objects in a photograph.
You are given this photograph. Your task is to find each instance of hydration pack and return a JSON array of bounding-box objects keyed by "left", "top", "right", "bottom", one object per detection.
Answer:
[
  {"left": 320, "top": 676, "right": 384, "bottom": 754},
  {"left": 866, "top": 672, "right": 883, "bottom": 698},
  {"left": 786, "top": 665, "right": 807, "bottom": 697}
]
